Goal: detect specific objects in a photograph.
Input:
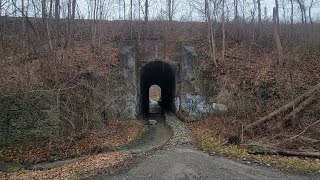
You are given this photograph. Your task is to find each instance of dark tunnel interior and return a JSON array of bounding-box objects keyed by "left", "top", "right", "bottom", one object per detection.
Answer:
[{"left": 140, "top": 61, "right": 176, "bottom": 114}]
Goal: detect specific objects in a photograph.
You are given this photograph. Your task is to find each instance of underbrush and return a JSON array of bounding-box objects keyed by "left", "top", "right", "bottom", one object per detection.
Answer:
[
  {"left": 0, "top": 119, "right": 142, "bottom": 164},
  {"left": 188, "top": 118, "right": 320, "bottom": 172}
]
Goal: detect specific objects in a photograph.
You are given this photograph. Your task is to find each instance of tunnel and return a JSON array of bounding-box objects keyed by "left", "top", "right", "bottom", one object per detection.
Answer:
[{"left": 140, "top": 61, "right": 176, "bottom": 114}]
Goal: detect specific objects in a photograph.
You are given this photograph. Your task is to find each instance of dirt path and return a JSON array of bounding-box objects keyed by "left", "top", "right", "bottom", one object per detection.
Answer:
[{"left": 88, "top": 110, "right": 319, "bottom": 180}]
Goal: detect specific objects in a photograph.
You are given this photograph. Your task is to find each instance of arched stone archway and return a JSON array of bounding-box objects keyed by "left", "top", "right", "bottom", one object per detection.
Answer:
[{"left": 119, "top": 44, "right": 225, "bottom": 120}]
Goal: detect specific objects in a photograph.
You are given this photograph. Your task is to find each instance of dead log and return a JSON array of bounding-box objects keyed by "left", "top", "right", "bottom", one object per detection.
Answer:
[
  {"left": 227, "top": 83, "right": 320, "bottom": 144},
  {"left": 284, "top": 94, "right": 317, "bottom": 123},
  {"left": 249, "top": 150, "right": 320, "bottom": 158},
  {"left": 244, "top": 83, "right": 320, "bottom": 132}
]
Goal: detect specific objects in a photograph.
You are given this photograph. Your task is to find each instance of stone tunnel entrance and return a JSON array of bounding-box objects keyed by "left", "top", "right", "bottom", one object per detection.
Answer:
[
  {"left": 140, "top": 61, "right": 176, "bottom": 114},
  {"left": 120, "top": 45, "right": 219, "bottom": 120}
]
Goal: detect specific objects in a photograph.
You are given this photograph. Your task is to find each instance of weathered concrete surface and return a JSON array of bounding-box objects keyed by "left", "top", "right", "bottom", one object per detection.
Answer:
[{"left": 120, "top": 45, "right": 139, "bottom": 119}]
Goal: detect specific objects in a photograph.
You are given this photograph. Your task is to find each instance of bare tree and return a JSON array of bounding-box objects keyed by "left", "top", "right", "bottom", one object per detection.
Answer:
[
  {"left": 130, "top": 0, "right": 133, "bottom": 38},
  {"left": 308, "top": 0, "right": 315, "bottom": 24},
  {"left": 123, "top": 0, "right": 125, "bottom": 19},
  {"left": 145, "top": 0, "right": 148, "bottom": 21},
  {"left": 206, "top": 0, "right": 217, "bottom": 67},
  {"left": 290, "top": 0, "right": 294, "bottom": 26},
  {"left": 257, "top": 0, "right": 262, "bottom": 24},
  {"left": 234, "top": 0, "right": 239, "bottom": 21},
  {"left": 295, "top": 0, "right": 307, "bottom": 24},
  {"left": 275, "top": 0, "right": 280, "bottom": 30},
  {"left": 46, "top": 0, "right": 53, "bottom": 52},
  {"left": 273, "top": 7, "right": 284, "bottom": 65},
  {"left": 42, "top": 0, "right": 46, "bottom": 20},
  {"left": 222, "top": 0, "right": 226, "bottom": 62},
  {"left": 21, "top": 0, "right": 26, "bottom": 49},
  {"left": 55, "top": 0, "right": 60, "bottom": 47},
  {"left": 167, "top": 0, "right": 176, "bottom": 21}
]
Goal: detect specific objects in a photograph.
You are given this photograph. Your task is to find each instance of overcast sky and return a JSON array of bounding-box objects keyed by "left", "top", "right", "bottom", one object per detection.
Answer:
[
  {"left": 76, "top": 0, "right": 320, "bottom": 22},
  {"left": 2, "top": 0, "right": 320, "bottom": 22}
]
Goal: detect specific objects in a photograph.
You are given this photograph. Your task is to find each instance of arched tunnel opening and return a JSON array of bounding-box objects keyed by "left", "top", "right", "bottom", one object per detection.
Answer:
[{"left": 140, "top": 61, "right": 176, "bottom": 114}]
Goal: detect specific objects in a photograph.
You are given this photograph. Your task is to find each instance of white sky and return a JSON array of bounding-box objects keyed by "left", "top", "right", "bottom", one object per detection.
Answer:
[{"left": 1, "top": 0, "right": 320, "bottom": 22}]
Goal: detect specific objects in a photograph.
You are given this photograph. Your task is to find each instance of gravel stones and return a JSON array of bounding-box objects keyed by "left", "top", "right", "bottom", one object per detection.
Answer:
[{"left": 164, "top": 112, "right": 192, "bottom": 147}]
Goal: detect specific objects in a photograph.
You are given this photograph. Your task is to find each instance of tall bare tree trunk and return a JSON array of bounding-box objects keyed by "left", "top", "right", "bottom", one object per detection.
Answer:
[
  {"left": 130, "top": 0, "right": 133, "bottom": 39},
  {"left": 274, "top": 0, "right": 280, "bottom": 31},
  {"left": 0, "top": 0, "right": 2, "bottom": 16},
  {"left": 257, "top": 0, "right": 261, "bottom": 23},
  {"left": 42, "top": 0, "right": 46, "bottom": 20},
  {"left": 138, "top": 0, "right": 141, "bottom": 20},
  {"left": 168, "top": 0, "right": 173, "bottom": 21},
  {"left": 308, "top": 0, "right": 314, "bottom": 24},
  {"left": 290, "top": 0, "right": 293, "bottom": 26},
  {"left": 145, "top": 0, "right": 148, "bottom": 21},
  {"left": 234, "top": 0, "right": 238, "bottom": 21},
  {"left": 123, "top": 0, "right": 125, "bottom": 19},
  {"left": 55, "top": 0, "right": 60, "bottom": 47},
  {"left": 21, "top": 0, "right": 26, "bottom": 50},
  {"left": 91, "top": 0, "right": 97, "bottom": 51},
  {"left": 222, "top": 0, "right": 225, "bottom": 62},
  {"left": 118, "top": 0, "right": 121, "bottom": 19},
  {"left": 46, "top": 0, "right": 53, "bottom": 52},
  {"left": 273, "top": 7, "right": 284, "bottom": 65},
  {"left": 206, "top": 0, "right": 217, "bottom": 67}
]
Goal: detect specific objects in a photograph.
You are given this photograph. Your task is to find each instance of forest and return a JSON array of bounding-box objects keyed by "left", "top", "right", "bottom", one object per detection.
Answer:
[{"left": 0, "top": 0, "right": 320, "bottom": 179}]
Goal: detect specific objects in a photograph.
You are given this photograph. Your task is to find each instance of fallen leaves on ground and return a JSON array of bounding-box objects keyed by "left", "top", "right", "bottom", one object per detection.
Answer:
[
  {"left": 187, "top": 117, "right": 320, "bottom": 172},
  {"left": 0, "top": 152, "right": 132, "bottom": 179},
  {"left": 0, "top": 120, "right": 142, "bottom": 164}
]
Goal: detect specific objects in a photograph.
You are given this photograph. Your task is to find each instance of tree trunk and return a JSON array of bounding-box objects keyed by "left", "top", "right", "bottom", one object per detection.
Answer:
[
  {"left": 130, "top": 0, "right": 133, "bottom": 39},
  {"left": 123, "top": 0, "right": 126, "bottom": 20},
  {"left": 119, "top": 0, "right": 121, "bottom": 19},
  {"left": 46, "top": 0, "right": 53, "bottom": 52},
  {"left": 222, "top": 0, "right": 225, "bottom": 62},
  {"left": 206, "top": 0, "right": 217, "bottom": 67},
  {"left": 309, "top": 0, "right": 314, "bottom": 24},
  {"left": 55, "top": 0, "right": 60, "bottom": 47},
  {"left": 145, "top": 0, "right": 148, "bottom": 21},
  {"left": 274, "top": 0, "right": 280, "bottom": 31},
  {"left": 70, "top": 0, "right": 76, "bottom": 45},
  {"left": 139, "top": 0, "right": 141, "bottom": 20},
  {"left": 284, "top": 94, "right": 317, "bottom": 122},
  {"left": 21, "top": 0, "right": 26, "bottom": 49},
  {"left": 257, "top": 0, "right": 261, "bottom": 23},
  {"left": 234, "top": 0, "right": 238, "bottom": 21},
  {"left": 168, "top": 0, "right": 172, "bottom": 21},
  {"left": 42, "top": 0, "right": 46, "bottom": 20},
  {"left": 245, "top": 83, "right": 320, "bottom": 132},
  {"left": 249, "top": 150, "right": 320, "bottom": 158},
  {"left": 290, "top": 0, "right": 293, "bottom": 26},
  {"left": 273, "top": 7, "right": 284, "bottom": 65}
]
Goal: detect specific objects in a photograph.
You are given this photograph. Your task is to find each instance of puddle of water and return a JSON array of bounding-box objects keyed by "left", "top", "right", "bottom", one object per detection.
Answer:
[{"left": 120, "top": 112, "right": 173, "bottom": 153}]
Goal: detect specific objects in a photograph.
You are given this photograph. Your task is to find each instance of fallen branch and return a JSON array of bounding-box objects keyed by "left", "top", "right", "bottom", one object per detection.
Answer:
[
  {"left": 249, "top": 149, "right": 320, "bottom": 158},
  {"left": 227, "top": 83, "right": 320, "bottom": 144},
  {"left": 244, "top": 83, "right": 320, "bottom": 132},
  {"left": 287, "top": 120, "right": 320, "bottom": 141},
  {"left": 284, "top": 94, "right": 317, "bottom": 121}
]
